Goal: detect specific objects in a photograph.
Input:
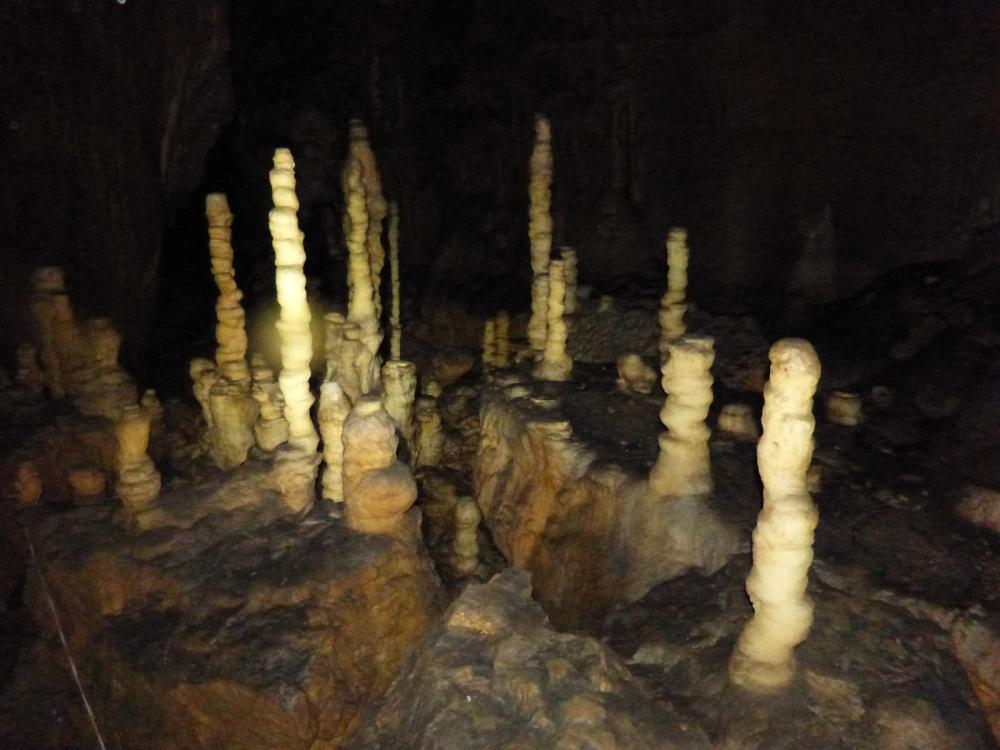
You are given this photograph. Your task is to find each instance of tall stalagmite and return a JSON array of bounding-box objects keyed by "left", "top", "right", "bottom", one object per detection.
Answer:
[
  {"left": 388, "top": 200, "right": 402, "bottom": 360},
  {"left": 268, "top": 148, "right": 320, "bottom": 513},
  {"left": 648, "top": 335, "right": 715, "bottom": 498},
  {"left": 533, "top": 259, "right": 573, "bottom": 381},
  {"left": 729, "top": 339, "right": 821, "bottom": 691},
  {"left": 343, "top": 120, "right": 388, "bottom": 319},
  {"left": 527, "top": 115, "right": 554, "bottom": 352}
]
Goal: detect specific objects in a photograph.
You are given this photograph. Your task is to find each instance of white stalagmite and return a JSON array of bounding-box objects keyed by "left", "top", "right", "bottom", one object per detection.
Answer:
[
  {"left": 560, "top": 246, "right": 578, "bottom": 315},
  {"left": 533, "top": 259, "right": 573, "bottom": 381},
  {"left": 648, "top": 335, "right": 715, "bottom": 498},
  {"left": 268, "top": 148, "right": 320, "bottom": 513},
  {"left": 659, "top": 228, "right": 690, "bottom": 360},
  {"left": 527, "top": 115, "right": 554, "bottom": 352},
  {"left": 388, "top": 200, "right": 402, "bottom": 360},
  {"left": 318, "top": 381, "right": 351, "bottom": 503},
  {"left": 729, "top": 338, "right": 821, "bottom": 691}
]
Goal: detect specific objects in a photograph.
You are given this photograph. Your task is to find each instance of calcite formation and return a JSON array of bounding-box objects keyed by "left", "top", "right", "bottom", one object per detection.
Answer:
[
  {"left": 189, "top": 357, "right": 219, "bottom": 449},
  {"left": 207, "top": 380, "right": 258, "bottom": 469},
  {"left": 717, "top": 403, "right": 760, "bottom": 441},
  {"left": 648, "top": 335, "right": 715, "bottom": 499},
  {"left": 318, "top": 380, "right": 351, "bottom": 503},
  {"left": 414, "top": 396, "right": 444, "bottom": 468},
  {"left": 659, "top": 228, "right": 690, "bottom": 360},
  {"left": 729, "top": 338, "right": 821, "bottom": 691},
  {"left": 451, "top": 496, "right": 481, "bottom": 577},
  {"left": 342, "top": 395, "right": 418, "bottom": 535},
  {"left": 250, "top": 354, "right": 289, "bottom": 451},
  {"left": 74, "top": 317, "right": 138, "bottom": 419},
  {"left": 206, "top": 193, "right": 251, "bottom": 387},
  {"left": 28, "top": 266, "right": 84, "bottom": 399},
  {"left": 113, "top": 404, "right": 161, "bottom": 520},
  {"left": 388, "top": 200, "right": 402, "bottom": 360},
  {"left": 825, "top": 390, "right": 863, "bottom": 426},
  {"left": 527, "top": 115, "right": 554, "bottom": 352},
  {"left": 343, "top": 119, "right": 388, "bottom": 319},
  {"left": 481, "top": 318, "right": 497, "bottom": 369},
  {"left": 561, "top": 246, "right": 579, "bottom": 315},
  {"left": 323, "top": 312, "right": 378, "bottom": 404},
  {"left": 534, "top": 259, "right": 573, "bottom": 381},
  {"left": 616, "top": 353, "right": 657, "bottom": 394},
  {"left": 494, "top": 310, "right": 511, "bottom": 368},
  {"left": 381, "top": 359, "right": 417, "bottom": 448},
  {"left": 268, "top": 148, "right": 320, "bottom": 512}
]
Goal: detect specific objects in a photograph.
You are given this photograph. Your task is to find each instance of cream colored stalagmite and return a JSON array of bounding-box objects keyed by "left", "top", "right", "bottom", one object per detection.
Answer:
[
  {"left": 560, "top": 246, "right": 578, "bottom": 315},
  {"left": 343, "top": 120, "right": 388, "bottom": 319},
  {"left": 342, "top": 395, "right": 418, "bottom": 535},
  {"left": 452, "top": 497, "right": 481, "bottom": 577},
  {"left": 382, "top": 359, "right": 417, "bottom": 446},
  {"left": 343, "top": 156, "right": 383, "bottom": 395},
  {"left": 481, "top": 319, "right": 497, "bottom": 369},
  {"left": 648, "top": 335, "right": 715, "bottom": 498},
  {"left": 494, "top": 311, "right": 511, "bottom": 368},
  {"left": 250, "top": 354, "right": 289, "bottom": 451},
  {"left": 658, "top": 228, "right": 689, "bottom": 361},
  {"left": 318, "top": 381, "right": 351, "bottom": 503},
  {"left": 114, "top": 404, "right": 161, "bottom": 519},
  {"left": 527, "top": 115, "right": 554, "bottom": 352},
  {"left": 268, "top": 147, "right": 320, "bottom": 513},
  {"left": 388, "top": 200, "right": 402, "bottom": 360},
  {"left": 729, "top": 339, "right": 821, "bottom": 691},
  {"left": 533, "top": 259, "right": 573, "bottom": 381}
]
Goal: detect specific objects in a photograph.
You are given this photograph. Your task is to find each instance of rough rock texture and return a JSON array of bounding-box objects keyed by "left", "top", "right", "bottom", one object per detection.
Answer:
[
  {"left": 349, "top": 569, "right": 709, "bottom": 750},
  {"left": 475, "top": 380, "right": 742, "bottom": 629},
  {"left": 19, "top": 458, "right": 444, "bottom": 750}
]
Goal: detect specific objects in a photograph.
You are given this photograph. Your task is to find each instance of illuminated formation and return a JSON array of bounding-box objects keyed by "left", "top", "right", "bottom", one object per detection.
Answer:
[
  {"left": 342, "top": 395, "right": 418, "bottom": 534},
  {"left": 382, "top": 359, "right": 417, "bottom": 448},
  {"left": 533, "top": 259, "right": 573, "bottom": 381},
  {"left": 343, "top": 120, "right": 388, "bottom": 319},
  {"left": 729, "top": 338, "right": 821, "bottom": 691},
  {"left": 76, "top": 317, "right": 137, "bottom": 419},
  {"left": 717, "top": 403, "right": 760, "bottom": 441},
  {"left": 388, "top": 200, "right": 402, "bottom": 360},
  {"left": 481, "top": 319, "right": 497, "bottom": 369},
  {"left": 268, "top": 147, "right": 320, "bottom": 514},
  {"left": 250, "top": 353, "right": 289, "bottom": 451},
  {"left": 560, "top": 246, "right": 578, "bottom": 315},
  {"left": 648, "top": 335, "right": 715, "bottom": 498},
  {"left": 616, "top": 353, "right": 657, "bottom": 395},
  {"left": 451, "top": 497, "right": 481, "bottom": 577},
  {"left": 206, "top": 194, "right": 251, "bottom": 387},
  {"left": 114, "top": 404, "right": 161, "bottom": 521},
  {"left": 659, "top": 228, "right": 689, "bottom": 361},
  {"left": 318, "top": 380, "right": 351, "bottom": 504},
  {"left": 189, "top": 357, "right": 219, "bottom": 452},
  {"left": 527, "top": 115, "right": 554, "bottom": 352}
]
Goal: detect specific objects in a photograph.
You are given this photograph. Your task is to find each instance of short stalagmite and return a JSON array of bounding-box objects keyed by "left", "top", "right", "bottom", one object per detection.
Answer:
[
  {"left": 729, "top": 338, "right": 821, "bottom": 691},
  {"left": 190, "top": 357, "right": 220, "bottom": 448},
  {"left": 381, "top": 359, "right": 417, "bottom": 448},
  {"left": 114, "top": 404, "right": 161, "bottom": 517},
  {"left": 616, "top": 353, "right": 657, "bottom": 395},
  {"left": 648, "top": 335, "right": 715, "bottom": 498},
  {"left": 560, "top": 246, "right": 578, "bottom": 315},
  {"left": 533, "top": 260, "right": 573, "bottom": 381},
  {"left": 494, "top": 311, "right": 511, "bottom": 368},
  {"left": 482, "top": 319, "right": 497, "bottom": 369},
  {"left": 269, "top": 148, "right": 320, "bottom": 513},
  {"left": 207, "top": 381, "right": 258, "bottom": 469},
  {"left": 451, "top": 497, "right": 481, "bottom": 577},
  {"left": 388, "top": 200, "right": 402, "bottom": 360},
  {"left": 342, "top": 395, "right": 418, "bottom": 535},
  {"left": 825, "top": 390, "right": 863, "bottom": 427},
  {"left": 659, "top": 228, "right": 690, "bottom": 360},
  {"left": 717, "top": 403, "right": 760, "bottom": 441},
  {"left": 29, "top": 266, "right": 85, "bottom": 399},
  {"left": 250, "top": 354, "right": 289, "bottom": 452},
  {"left": 414, "top": 396, "right": 444, "bottom": 468},
  {"left": 527, "top": 115, "right": 554, "bottom": 352},
  {"left": 75, "top": 317, "right": 138, "bottom": 419},
  {"left": 318, "top": 381, "right": 351, "bottom": 503}
]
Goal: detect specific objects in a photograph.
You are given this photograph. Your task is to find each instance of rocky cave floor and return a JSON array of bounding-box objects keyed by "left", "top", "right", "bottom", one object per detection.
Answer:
[{"left": 1, "top": 248, "right": 999, "bottom": 748}]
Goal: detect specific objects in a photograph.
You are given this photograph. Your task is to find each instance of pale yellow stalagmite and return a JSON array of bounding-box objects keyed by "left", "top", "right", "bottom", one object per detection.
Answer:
[
  {"left": 343, "top": 119, "right": 388, "bottom": 319},
  {"left": 659, "top": 228, "right": 689, "bottom": 360},
  {"left": 75, "top": 317, "right": 137, "bottom": 419},
  {"left": 718, "top": 403, "right": 760, "bottom": 441},
  {"left": 452, "top": 497, "right": 481, "bottom": 577},
  {"left": 482, "top": 319, "right": 497, "bottom": 369},
  {"left": 318, "top": 381, "right": 351, "bottom": 503},
  {"left": 388, "top": 200, "right": 402, "bottom": 360},
  {"left": 528, "top": 272, "right": 549, "bottom": 355},
  {"left": 114, "top": 404, "right": 161, "bottom": 516},
  {"left": 616, "top": 353, "right": 657, "bottom": 395},
  {"left": 250, "top": 354, "right": 289, "bottom": 451},
  {"left": 206, "top": 193, "right": 252, "bottom": 387},
  {"left": 533, "top": 260, "right": 573, "bottom": 381},
  {"left": 648, "top": 335, "right": 715, "bottom": 498},
  {"left": 729, "top": 338, "right": 821, "bottom": 691},
  {"left": 381, "top": 359, "right": 417, "bottom": 448},
  {"left": 269, "top": 148, "right": 320, "bottom": 513},
  {"left": 208, "top": 381, "right": 259, "bottom": 469},
  {"left": 414, "top": 396, "right": 444, "bottom": 468},
  {"left": 494, "top": 311, "right": 511, "bottom": 368},
  {"left": 527, "top": 115, "right": 554, "bottom": 352},
  {"left": 342, "top": 395, "right": 418, "bottom": 535},
  {"left": 560, "top": 246, "right": 578, "bottom": 314}
]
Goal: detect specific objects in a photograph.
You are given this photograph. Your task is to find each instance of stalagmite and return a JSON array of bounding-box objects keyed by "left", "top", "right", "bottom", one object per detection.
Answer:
[
  {"left": 533, "top": 260, "right": 573, "bottom": 381},
  {"left": 452, "top": 497, "right": 481, "bottom": 577},
  {"left": 381, "top": 359, "right": 417, "bottom": 447},
  {"left": 718, "top": 403, "right": 760, "bottom": 441},
  {"left": 825, "top": 390, "right": 863, "bottom": 427},
  {"left": 343, "top": 119, "right": 388, "bottom": 319},
  {"left": 388, "top": 200, "right": 402, "bottom": 360},
  {"left": 318, "top": 381, "right": 351, "bottom": 503},
  {"left": 729, "top": 338, "right": 821, "bottom": 691},
  {"left": 208, "top": 381, "right": 258, "bottom": 469},
  {"left": 342, "top": 395, "right": 417, "bottom": 535},
  {"left": 141, "top": 388, "right": 165, "bottom": 445},
  {"left": 527, "top": 115, "right": 554, "bottom": 352},
  {"left": 206, "top": 193, "right": 252, "bottom": 388},
  {"left": 250, "top": 354, "right": 289, "bottom": 451},
  {"left": 648, "top": 335, "right": 715, "bottom": 498},
  {"left": 658, "top": 228, "right": 690, "bottom": 360},
  {"left": 482, "top": 319, "right": 497, "bottom": 369},
  {"left": 560, "top": 246, "right": 578, "bottom": 315},
  {"left": 616, "top": 353, "right": 657, "bottom": 395},
  {"left": 75, "top": 317, "right": 137, "bottom": 419},
  {"left": 494, "top": 311, "right": 511, "bottom": 368},
  {"left": 269, "top": 147, "right": 320, "bottom": 513},
  {"left": 190, "top": 357, "right": 219, "bottom": 448},
  {"left": 414, "top": 396, "right": 444, "bottom": 468},
  {"left": 114, "top": 404, "right": 161, "bottom": 517},
  {"left": 15, "top": 344, "right": 45, "bottom": 397}
]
